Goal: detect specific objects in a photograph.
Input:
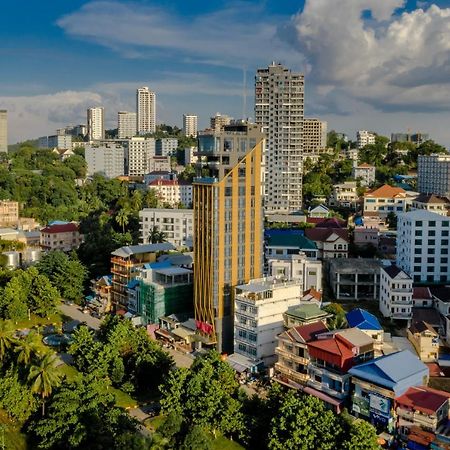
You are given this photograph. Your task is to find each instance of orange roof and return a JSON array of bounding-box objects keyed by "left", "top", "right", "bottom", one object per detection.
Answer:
[
  {"left": 364, "top": 184, "right": 405, "bottom": 199},
  {"left": 303, "top": 288, "right": 322, "bottom": 301},
  {"left": 356, "top": 163, "right": 375, "bottom": 169}
]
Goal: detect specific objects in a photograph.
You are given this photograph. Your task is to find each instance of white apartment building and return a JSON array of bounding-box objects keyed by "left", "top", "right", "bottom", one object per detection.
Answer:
[
  {"left": 356, "top": 130, "right": 376, "bottom": 149},
  {"left": 397, "top": 210, "right": 450, "bottom": 283},
  {"left": 126, "top": 137, "right": 155, "bottom": 177},
  {"left": 87, "top": 107, "right": 105, "bottom": 140},
  {"left": 39, "top": 134, "right": 72, "bottom": 150},
  {"left": 352, "top": 163, "right": 376, "bottom": 186},
  {"left": 234, "top": 277, "right": 302, "bottom": 366},
  {"left": 379, "top": 265, "right": 413, "bottom": 321},
  {"left": 137, "top": 87, "right": 156, "bottom": 134},
  {"left": 148, "top": 155, "right": 171, "bottom": 173},
  {"left": 328, "top": 181, "right": 359, "bottom": 208},
  {"left": 267, "top": 253, "right": 323, "bottom": 293},
  {"left": 255, "top": 63, "right": 304, "bottom": 213},
  {"left": 183, "top": 114, "right": 198, "bottom": 137},
  {"left": 303, "top": 118, "right": 327, "bottom": 153},
  {"left": 139, "top": 208, "right": 193, "bottom": 248},
  {"left": 184, "top": 147, "right": 198, "bottom": 165},
  {"left": 85, "top": 141, "right": 125, "bottom": 179},
  {"left": 418, "top": 154, "right": 450, "bottom": 198},
  {"left": 156, "top": 138, "right": 178, "bottom": 156},
  {"left": 210, "top": 113, "right": 232, "bottom": 132},
  {"left": 0, "top": 110, "right": 7, "bottom": 152},
  {"left": 118, "top": 111, "right": 137, "bottom": 138},
  {"left": 147, "top": 179, "right": 193, "bottom": 207}
]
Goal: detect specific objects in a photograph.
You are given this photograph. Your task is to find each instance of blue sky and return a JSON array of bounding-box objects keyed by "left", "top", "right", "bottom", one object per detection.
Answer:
[{"left": 2, "top": 0, "right": 450, "bottom": 145}]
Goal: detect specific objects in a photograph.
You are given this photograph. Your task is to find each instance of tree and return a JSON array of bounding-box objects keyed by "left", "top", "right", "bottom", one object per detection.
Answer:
[
  {"left": 15, "top": 332, "right": 39, "bottom": 366},
  {"left": 27, "top": 353, "right": 61, "bottom": 416},
  {"left": 386, "top": 211, "right": 397, "bottom": 230},
  {"left": 148, "top": 226, "right": 167, "bottom": 244},
  {"left": 29, "top": 271, "right": 60, "bottom": 317},
  {"left": 342, "top": 419, "right": 380, "bottom": 450},
  {"left": 116, "top": 208, "right": 130, "bottom": 233},
  {"left": 181, "top": 426, "right": 213, "bottom": 450},
  {"left": 130, "top": 190, "right": 143, "bottom": 212},
  {"left": 68, "top": 325, "right": 105, "bottom": 374},
  {"left": 144, "top": 189, "right": 159, "bottom": 208}
]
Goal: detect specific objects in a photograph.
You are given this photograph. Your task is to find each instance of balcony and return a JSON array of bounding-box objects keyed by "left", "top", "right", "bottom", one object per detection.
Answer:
[
  {"left": 275, "top": 347, "right": 309, "bottom": 366},
  {"left": 397, "top": 408, "right": 438, "bottom": 429},
  {"left": 274, "top": 363, "right": 308, "bottom": 384},
  {"left": 307, "top": 379, "right": 347, "bottom": 400}
]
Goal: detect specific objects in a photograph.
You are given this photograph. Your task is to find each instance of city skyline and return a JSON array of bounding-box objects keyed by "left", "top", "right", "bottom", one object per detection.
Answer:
[{"left": 2, "top": 1, "right": 450, "bottom": 145}]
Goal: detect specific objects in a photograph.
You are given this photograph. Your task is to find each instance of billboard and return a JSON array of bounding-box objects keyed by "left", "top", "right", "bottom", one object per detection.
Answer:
[{"left": 369, "top": 393, "right": 391, "bottom": 416}]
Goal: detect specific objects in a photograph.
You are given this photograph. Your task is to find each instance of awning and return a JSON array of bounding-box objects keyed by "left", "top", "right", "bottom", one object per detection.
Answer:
[
  {"left": 302, "top": 386, "right": 343, "bottom": 407},
  {"left": 155, "top": 329, "right": 175, "bottom": 342},
  {"left": 226, "top": 353, "right": 263, "bottom": 373}
]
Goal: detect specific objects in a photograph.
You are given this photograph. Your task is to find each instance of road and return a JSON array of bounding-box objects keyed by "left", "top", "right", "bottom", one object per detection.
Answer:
[{"left": 59, "top": 303, "right": 102, "bottom": 330}]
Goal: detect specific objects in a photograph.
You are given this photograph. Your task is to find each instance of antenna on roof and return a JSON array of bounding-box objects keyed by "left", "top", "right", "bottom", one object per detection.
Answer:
[{"left": 242, "top": 66, "right": 247, "bottom": 120}]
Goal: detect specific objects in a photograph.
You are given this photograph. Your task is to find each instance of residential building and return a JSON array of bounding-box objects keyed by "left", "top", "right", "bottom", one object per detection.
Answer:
[
  {"left": 40, "top": 222, "right": 83, "bottom": 252},
  {"left": 52, "top": 148, "right": 75, "bottom": 161},
  {"left": 346, "top": 308, "right": 384, "bottom": 356},
  {"left": 395, "top": 386, "right": 450, "bottom": 440},
  {"left": 407, "top": 321, "right": 440, "bottom": 362},
  {"left": 0, "top": 201, "right": 19, "bottom": 227},
  {"left": 210, "top": 112, "right": 232, "bottom": 132},
  {"left": 413, "top": 287, "right": 433, "bottom": 308},
  {"left": 57, "top": 124, "right": 86, "bottom": 137},
  {"left": 267, "top": 253, "right": 323, "bottom": 293},
  {"left": 418, "top": 154, "right": 450, "bottom": 198},
  {"left": 127, "top": 256, "right": 193, "bottom": 325},
  {"left": 411, "top": 193, "right": 450, "bottom": 216},
  {"left": 283, "top": 304, "right": 332, "bottom": 329},
  {"left": 396, "top": 210, "right": 450, "bottom": 283},
  {"left": 91, "top": 275, "right": 113, "bottom": 313},
  {"left": 307, "top": 204, "right": 330, "bottom": 218},
  {"left": 391, "top": 132, "right": 429, "bottom": 145},
  {"left": 328, "top": 181, "right": 359, "bottom": 208},
  {"left": 49, "top": 134, "right": 72, "bottom": 150},
  {"left": 430, "top": 286, "right": 450, "bottom": 316},
  {"left": 139, "top": 208, "right": 193, "bottom": 248},
  {"left": 255, "top": 62, "right": 304, "bottom": 213},
  {"left": 352, "top": 163, "right": 376, "bottom": 186},
  {"left": 127, "top": 137, "right": 155, "bottom": 177},
  {"left": 156, "top": 138, "right": 178, "bottom": 156},
  {"left": 194, "top": 122, "right": 265, "bottom": 352},
  {"left": 307, "top": 328, "right": 375, "bottom": 412},
  {"left": 87, "top": 107, "right": 104, "bottom": 140},
  {"left": 379, "top": 265, "right": 413, "bottom": 321},
  {"left": 0, "top": 110, "right": 7, "bottom": 152},
  {"left": 148, "top": 179, "right": 192, "bottom": 208},
  {"left": 85, "top": 141, "right": 126, "bottom": 179},
  {"left": 354, "top": 227, "right": 379, "bottom": 248},
  {"left": 349, "top": 350, "right": 429, "bottom": 431},
  {"left": 265, "top": 229, "right": 318, "bottom": 260},
  {"left": 184, "top": 146, "right": 198, "bottom": 165},
  {"left": 328, "top": 258, "right": 383, "bottom": 301},
  {"left": 137, "top": 86, "right": 156, "bottom": 134},
  {"left": 110, "top": 242, "right": 174, "bottom": 309},
  {"left": 346, "top": 147, "right": 359, "bottom": 162},
  {"left": 356, "top": 130, "right": 376, "bottom": 149},
  {"left": 274, "top": 321, "right": 328, "bottom": 388},
  {"left": 183, "top": 114, "right": 198, "bottom": 137},
  {"left": 234, "top": 277, "right": 302, "bottom": 366},
  {"left": 148, "top": 155, "right": 171, "bottom": 173},
  {"left": 144, "top": 171, "right": 174, "bottom": 185},
  {"left": 363, "top": 184, "right": 414, "bottom": 219},
  {"left": 118, "top": 111, "right": 137, "bottom": 138},
  {"left": 303, "top": 118, "right": 327, "bottom": 153},
  {"left": 304, "top": 228, "right": 349, "bottom": 259}
]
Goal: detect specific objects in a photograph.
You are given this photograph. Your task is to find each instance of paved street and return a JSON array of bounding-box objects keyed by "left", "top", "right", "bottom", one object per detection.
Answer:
[
  {"left": 59, "top": 303, "right": 102, "bottom": 330},
  {"left": 165, "top": 346, "right": 194, "bottom": 368}
]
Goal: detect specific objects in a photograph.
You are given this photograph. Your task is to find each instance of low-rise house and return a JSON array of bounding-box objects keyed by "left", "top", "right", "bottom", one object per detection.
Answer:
[
  {"left": 91, "top": 275, "right": 113, "bottom": 313},
  {"left": 304, "top": 228, "right": 349, "bottom": 259},
  {"left": 328, "top": 181, "right": 359, "bottom": 208},
  {"left": 352, "top": 163, "right": 376, "bottom": 186},
  {"left": 430, "top": 286, "right": 450, "bottom": 316},
  {"left": 274, "top": 321, "right": 328, "bottom": 388},
  {"left": 346, "top": 308, "right": 384, "bottom": 356},
  {"left": 265, "top": 230, "right": 318, "bottom": 260},
  {"left": 283, "top": 303, "right": 332, "bottom": 329},
  {"left": 379, "top": 265, "right": 413, "bottom": 322},
  {"left": 411, "top": 193, "right": 450, "bottom": 217},
  {"left": 363, "top": 184, "right": 413, "bottom": 219},
  {"left": 395, "top": 386, "right": 450, "bottom": 439},
  {"left": 328, "top": 258, "right": 382, "bottom": 300},
  {"left": 353, "top": 226, "right": 379, "bottom": 248},
  {"left": 378, "top": 235, "right": 396, "bottom": 257},
  {"left": 349, "top": 350, "right": 429, "bottom": 432},
  {"left": 413, "top": 287, "right": 433, "bottom": 308},
  {"left": 40, "top": 222, "right": 83, "bottom": 252},
  {"left": 234, "top": 277, "right": 302, "bottom": 366},
  {"left": 306, "top": 328, "right": 375, "bottom": 412},
  {"left": 307, "top": 204, "right": 329, "bottom": 218},
  {"left": 407, "top": 321, "right": 440, "bottom": 362},
  {"left": 301, "top": 288, "right": 322, "bottom": 305},
  {"left": 412, "top": 308, "right": 443, "bottom": 336}
]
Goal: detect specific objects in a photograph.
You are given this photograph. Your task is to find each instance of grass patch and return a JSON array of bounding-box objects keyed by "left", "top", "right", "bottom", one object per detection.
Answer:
[
  {"left": 144, "top": 414, "right": 166, "bottom": 431},
  {"left": 14, "top": 312, "right": 63, "bottom": 331},
  {"left": 211, "top": 435, "right": 244, "bottom": 450},
  {"left": 0, "top": 409, "right": 27, "bottom": 450},
  {"left": 112, "top": 388, "right": 137, "bottom": 409}
]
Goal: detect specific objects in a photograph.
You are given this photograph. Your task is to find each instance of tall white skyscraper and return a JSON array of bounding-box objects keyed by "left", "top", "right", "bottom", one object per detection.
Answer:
[
  {"left": 255, "top": 63, "right": 304, "bottom": 213},
  {"left": 0, "top": 110, "right": 7, "bottom": 152},
  {"left": 118, "top": 111, "right": 137, "bottom": 138},
  {"left": 182, "top": 114, "right": 198, "bottom": 137},
  {"left": 137, "top": 87, "right": 156, "bottom": 135},
  {"left": 87, "top": 107, "right": 105, "bottom": 141}
]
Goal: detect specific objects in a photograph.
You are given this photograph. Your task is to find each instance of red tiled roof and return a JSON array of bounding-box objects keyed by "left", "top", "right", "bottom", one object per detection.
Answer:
[
  {"left": 364, "top": 184, "right": 406, "bottom": 198},
  {"left": 396, "top": 386, "right": 450, "bottom": 415},
  {"left": 288, "top": 321, "right": 328, "bottom": 343},
  {"left": 41, "top": 223, "right": 79, "bottom": 233},
  {"left": 413, "top": 287, "right": 432, "bottom": 300},
  {"left": 315, "top": 217, "right": 347, "bottom": 228},
  {"left": 305, "top": 228, "right": 349, "bottom": 243},
  {"left": 426, "top": 363, "right": 443, "bottom": 377},
  {"left": 303, "top": 288, "right": 322, "bottom": 301}
]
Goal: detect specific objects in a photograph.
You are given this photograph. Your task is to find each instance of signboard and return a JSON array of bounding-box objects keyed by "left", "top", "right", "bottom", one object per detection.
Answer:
[
  {"left": 369, "top": 393, "right": 391, "bottom": 417},
  {"left": 370, "top": 411, "right": 389, "bottom": 426},
  {"left": 352, "top": 396, "right": 370, "bottom": 417}
]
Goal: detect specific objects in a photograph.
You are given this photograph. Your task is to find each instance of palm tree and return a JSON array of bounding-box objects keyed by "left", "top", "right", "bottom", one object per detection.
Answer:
[
  {"left": 0, "top": 320, "right": 16, "bottom": 362},
  {"left": 148, "top": 226, "right": 167, "bottom": 244},
  {"left": 15, "top": 332, "right": 38, "bottom": 366},
  {"left": 28, "top": 353, "right": 61, "bottom": 416},
  {"left": 131, "top": 190, "right": 143, "bottom": 212},
  {"left": 115, "top": 208, "right": 130, "bottom": 233}
]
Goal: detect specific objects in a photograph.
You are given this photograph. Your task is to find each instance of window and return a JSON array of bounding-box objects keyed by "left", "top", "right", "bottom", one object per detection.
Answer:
[
  {"left": 443, "top": 230, "right": 449, "bottom": 237},
  {"left": 415, "top": 239, "right": 422, "bottom": 245},
  {"left": 429, "top": 221, "right": 436, "bottom": 227},
  {"left": 428, "top": 240, "right": 435, "bottom": 246},
  {"left": 429, "top": 230, "right": 436, "bottom": 236},
  {"left": 416, "top": 221, "right": 423, "bottom": 227},
  {"left": 415, "top": 230, "right": 422, "bottom": 236}
]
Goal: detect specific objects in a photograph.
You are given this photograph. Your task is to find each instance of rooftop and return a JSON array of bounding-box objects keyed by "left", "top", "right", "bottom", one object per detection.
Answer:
[
  {"left": 41, "top": 223, "right": 79, "bottom": 233},
  {"left": 365, "top": 184, "right": 406, "bottom": 198},
  {"left": 236, "top": 277, "right": 300, "bottom": 294},
  {"left": 111, "top": 243, "right": 175, "bottom": 258},
  {"left": 285, "top": 304, "right": 330, "bottom": 321},
  {"left": 382, "top": 264, "right": 410, "bottom": 279},
  {"left": 430, "top": 286, "right": 450, "bottom": 303},
  {"left": 399, "top": 209, "right": 449, "bottom": 221},
  {"left": 412, "top": 307, "right": 441, "bottom": 326},
  {"left": 413, "top": 287, "right": 432, "bottom": 300},
  {"left": 335, "top": 327, "right": 374, "bottom": 348},
  {"left": 396, "top": 386, "right": 450, "bottom": 415},
  {"left": 265, "top": 230, "right": 317, "bottom": 250},
  {"left": 282, "top": 321, "right": 329, "bottom": 344},
  {"left": 414, "top": 193, "right": 450, "bottom": 204},
  {"left": 304, "top": 228, "right": 349, "bottom": 243},
  {"left": 409, "top": 321, "right": 438, "bottom": 336},
  {"left": 346, "top": 308, "right": 383, "bottom": 331},
  {"left": 328, "top": 258, "right": 383, "bottom": 273}
]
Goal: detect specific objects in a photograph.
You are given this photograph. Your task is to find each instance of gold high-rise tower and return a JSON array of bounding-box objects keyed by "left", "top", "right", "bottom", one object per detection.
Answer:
[{"left": 193, "top": 121, "right": 265, "bottom": 353}]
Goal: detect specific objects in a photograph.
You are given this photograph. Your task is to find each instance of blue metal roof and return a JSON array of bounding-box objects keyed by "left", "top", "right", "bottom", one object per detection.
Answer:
[
  {"left": 143, "top": 261, "right": 172, "bottom": 270},
  {"left": 126, "top": 279, "right": 140, "bottom": 289},
  {"left": 354, "top": 216, "right": 364, "bottom": 226},
  {"left": 49, "top": 220, "right": 69, "bottom": 225},
  {"left": 346, "top": 308, "right": 383, "bottom": 331}
]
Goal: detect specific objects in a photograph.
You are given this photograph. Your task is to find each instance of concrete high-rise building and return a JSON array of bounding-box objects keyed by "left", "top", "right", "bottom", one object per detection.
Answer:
[
  {"left": 210, "top": 113, "right": 232, "bottom": 132},
  {"left": 126, "top": 137, "right": 155, "bottom": 177},
  {"left": 87, "top": 107, "right": 105, "bottom": 140},
  {"left": 255, "top": 63, "right": 304, "bottom": 213},
  {"left": 303, "top": 118, "right": 327, "bottom": 153},
  {"left": 85, "top": 141, "right": 125, "bottom": 179},
  {"left": 418, "top": 154, "right": 450, "bottom": 198},
  {"left": 183, "top": 114, "right": 198, "bottom": 137},
  {"left": 137, "top": 87, "right": 156, "bottom": 135},
  {"left": 118, "top": 111, "right": 137, "bottom": 139},
  {"left": 0, "top": 110, "right": 7, "bottom": 152},
  {"left": 156, "top": 138, "right": 178, "bottom": 157},
  {"left": 194, "top": 121, "right": 265, "bottom": 352},
  {"left": 356, "top": 130, "right": 376, "bottom": 149}
]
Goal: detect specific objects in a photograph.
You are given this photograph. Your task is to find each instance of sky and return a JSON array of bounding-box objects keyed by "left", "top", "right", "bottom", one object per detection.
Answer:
[{"left": 2, "top": 0, "right": 450, "bottom": 145}]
